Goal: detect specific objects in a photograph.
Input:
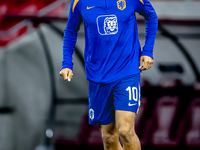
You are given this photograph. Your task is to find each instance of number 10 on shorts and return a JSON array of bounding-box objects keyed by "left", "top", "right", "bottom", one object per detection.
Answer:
[{"left": 126, "top": 86, "right": 138, "bottom": 101}]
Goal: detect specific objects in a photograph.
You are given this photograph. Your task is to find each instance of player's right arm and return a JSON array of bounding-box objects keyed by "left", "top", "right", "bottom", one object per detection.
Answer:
[{"left": 60, "top": 0, "right": 83, "bottom": 81}]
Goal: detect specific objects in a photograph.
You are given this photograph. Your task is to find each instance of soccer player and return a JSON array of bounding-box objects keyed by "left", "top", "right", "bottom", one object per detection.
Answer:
[{"left": 60, "top": 0, "right": 158, "bottom": 149}]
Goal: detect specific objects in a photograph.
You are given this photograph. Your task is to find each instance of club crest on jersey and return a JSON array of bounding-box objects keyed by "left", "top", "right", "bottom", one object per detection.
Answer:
[
  {"left": 96, "top": 14, "right": 118, "bottom": 35},
  {"left": 117, "top": 0, "right": 126, "bottom": 10}
]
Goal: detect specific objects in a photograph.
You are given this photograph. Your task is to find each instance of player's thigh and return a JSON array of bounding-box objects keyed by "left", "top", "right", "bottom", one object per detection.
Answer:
[{"left": 115, "top": 110, "right": 136, "bottom": 135}]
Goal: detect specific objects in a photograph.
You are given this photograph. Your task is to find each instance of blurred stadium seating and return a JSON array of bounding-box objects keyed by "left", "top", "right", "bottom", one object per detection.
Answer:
[
  {"left": 150, "top": 96, "right": 180, "bottom": 147},
  {"left": 182, "top": 98, "right": 200, "bottom": 147},
  {"left": 0, "top": 0, "right": 68, "bottom": 46},
  {"left": 0, "top": 19, "right": 29, "bottom": 46}
]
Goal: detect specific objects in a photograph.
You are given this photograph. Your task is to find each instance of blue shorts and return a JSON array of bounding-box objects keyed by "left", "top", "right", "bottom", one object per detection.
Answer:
[{"left": 88, "top": 73, "right": 141, "bottom": 125}]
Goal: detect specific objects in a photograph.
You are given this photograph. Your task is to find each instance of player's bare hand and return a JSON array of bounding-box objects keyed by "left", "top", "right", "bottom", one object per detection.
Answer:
[
  {"left": 59, "top": 68, "right": 73, "bottom": 81},
  {"left": 139, "top": 55, "right": 154, "bottom": 71}
]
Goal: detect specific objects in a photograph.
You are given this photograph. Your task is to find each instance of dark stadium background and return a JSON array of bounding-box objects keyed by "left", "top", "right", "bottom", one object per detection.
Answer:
[{"left": 0, "top": 0, "right": 200, "bottom": 150}]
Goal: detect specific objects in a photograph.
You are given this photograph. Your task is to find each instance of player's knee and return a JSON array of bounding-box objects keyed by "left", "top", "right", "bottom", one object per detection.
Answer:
[
  {"left": 118, "top": 125, "right": 135, "bottom": 143},
  {"left": 102, "top": 132, "right": 118, "bottom": 147}
]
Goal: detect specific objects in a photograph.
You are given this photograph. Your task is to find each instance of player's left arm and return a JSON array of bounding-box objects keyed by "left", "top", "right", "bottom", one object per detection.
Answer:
[
  {"left": 60, "top": 0, "right": 83, "bottom": 81},
  {"left": 136, "top": 0, "right": 158, "bottom": 70}
]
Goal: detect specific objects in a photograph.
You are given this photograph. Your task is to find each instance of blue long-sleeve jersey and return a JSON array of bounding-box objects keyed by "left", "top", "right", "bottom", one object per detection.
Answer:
[{"left": 61, "top": 0, "right": 158, "bottom": 83}]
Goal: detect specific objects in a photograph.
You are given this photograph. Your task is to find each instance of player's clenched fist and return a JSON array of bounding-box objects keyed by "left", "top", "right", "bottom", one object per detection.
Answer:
[
  {"left": 139, "top": 55, "right": 154, "bottom": 71},
  {"left": 59, "top": 68, "right": 73, "bottom": 81}
]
